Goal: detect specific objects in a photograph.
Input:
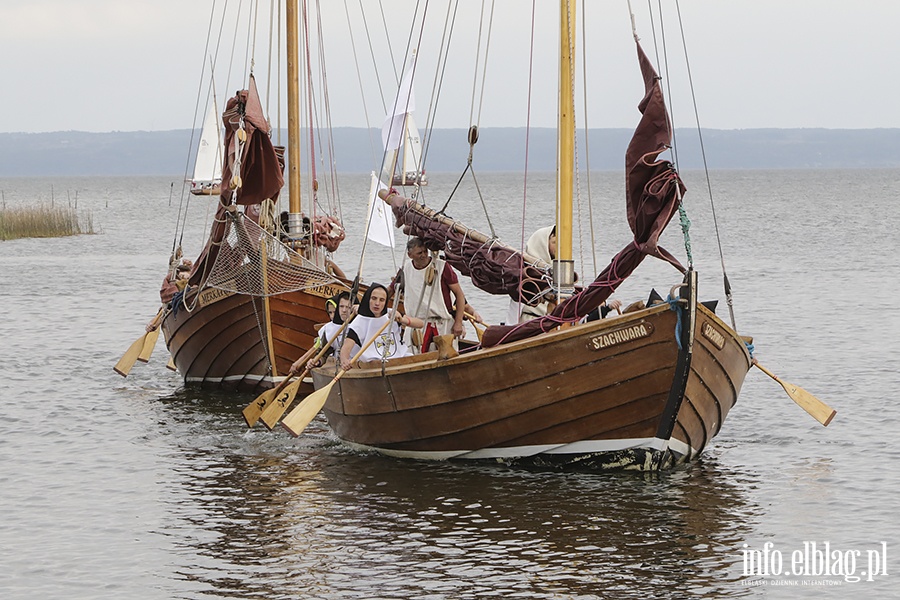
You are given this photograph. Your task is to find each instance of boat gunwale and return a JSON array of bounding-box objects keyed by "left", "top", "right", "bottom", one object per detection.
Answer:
[{"left": 329, "top": 301, "right": 680, "bottom": 379}]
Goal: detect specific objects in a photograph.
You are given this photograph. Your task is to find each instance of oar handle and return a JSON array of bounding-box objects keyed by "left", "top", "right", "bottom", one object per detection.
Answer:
[
  {"left": 270, "top": 373, "right": 296, "bottom": 397},
  {"left": 147, "top": 306, "right": 167, "bottom": 331},
  {"left": 464, "top": 312, "right": 486, "bottom": 329},
  {"left": 289, "top": 319, "right": 354, "bottom": 381}
]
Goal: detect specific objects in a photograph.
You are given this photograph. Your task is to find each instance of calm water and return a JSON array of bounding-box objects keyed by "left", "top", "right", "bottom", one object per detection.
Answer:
[{"left": 1, "top": 169, "right": 898, "bottom": 599}]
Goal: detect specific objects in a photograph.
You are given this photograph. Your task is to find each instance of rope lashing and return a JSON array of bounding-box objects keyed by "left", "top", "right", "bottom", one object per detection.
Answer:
[
  {"left": 678, "top": 203, "right": 693, "bottom": 269},
  {"left": 666, "top": 293, "right": 684, "bottom": 350}
]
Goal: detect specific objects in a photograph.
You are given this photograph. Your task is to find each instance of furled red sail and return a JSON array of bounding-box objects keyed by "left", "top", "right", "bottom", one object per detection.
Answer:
[
  {"left": 221, "top": 76, "right": 284, "bottom": 207},
  {"left": 381, "top": 191, "right": 553, "bottom": 305},
  {"left": 481, "top": 40, "right": 686, "bottom": 347},
  {"left": 189, "top": 76, "right": 285, "bottom": 287}
]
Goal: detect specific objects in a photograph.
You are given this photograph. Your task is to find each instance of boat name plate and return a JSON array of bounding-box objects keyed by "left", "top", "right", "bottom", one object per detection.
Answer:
[
  {"left": 197, "top": 284, "right": 236, "bottom": 307},
  {"left": 701, "top": 321, "right": 725, "bottom": 350},
  {"left": 307, "top": 283, "right": 350, "bottom": 300},
  {"left": 588, "top": 321, "right": 654, "bottom": 351}
]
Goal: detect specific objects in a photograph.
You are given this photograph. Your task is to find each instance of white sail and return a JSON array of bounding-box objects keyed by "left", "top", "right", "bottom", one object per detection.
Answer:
[
  {"left": 400, "top": 113, "right": 425, "bottom": 185},
  {"left": 191, "top": 100, "right": 223, "bottom": 194}
]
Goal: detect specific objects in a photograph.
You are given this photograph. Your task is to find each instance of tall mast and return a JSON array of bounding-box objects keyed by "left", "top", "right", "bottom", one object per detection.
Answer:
[
  {"left": 555, "top": 0, "right": 576, "bottom": 292},
  {"left": 286, "top": 0, "right": 303, "bottom": 236}
]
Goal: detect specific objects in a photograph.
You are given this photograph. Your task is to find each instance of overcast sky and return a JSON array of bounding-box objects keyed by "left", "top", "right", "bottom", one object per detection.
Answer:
[{"left": 2, "top": 0, "right": 898, "bottom": 134}]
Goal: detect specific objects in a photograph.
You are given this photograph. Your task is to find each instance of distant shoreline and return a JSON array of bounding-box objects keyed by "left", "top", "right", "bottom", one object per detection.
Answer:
[{"left": 2, "top": 127, "right": 899, "bottom": 177}]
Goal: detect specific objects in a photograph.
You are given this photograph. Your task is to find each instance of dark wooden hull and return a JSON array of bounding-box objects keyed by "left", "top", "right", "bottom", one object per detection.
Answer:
[
  {"left": 161, "top": 281, "right": 349, "bottom": 393},
  {"left": 313, "top": 274, "right": 750, "bottom": 471}
]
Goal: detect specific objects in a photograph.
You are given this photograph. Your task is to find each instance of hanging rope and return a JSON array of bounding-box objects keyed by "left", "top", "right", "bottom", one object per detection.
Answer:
[{"left": 564, "top": 0, "right": 587, "bottom": 283}]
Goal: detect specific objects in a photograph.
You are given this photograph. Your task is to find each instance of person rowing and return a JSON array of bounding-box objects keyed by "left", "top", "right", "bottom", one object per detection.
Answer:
[{"left": 339, "top": 284, "right": 423, "bottom": 371}]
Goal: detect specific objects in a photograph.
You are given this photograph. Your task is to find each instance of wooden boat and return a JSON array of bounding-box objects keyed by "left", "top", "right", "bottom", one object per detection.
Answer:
[
  {"left": 296, "top": 2, "right": 754, "bottom": 471},
  {"left": 314, "top": 280, "right": 749, "bottom": 471},
  {"left": 158, "top": 1, "right": 352, "bottom": 393},
  {"left": 163, "top": 282, "right": 348, "bottom": 391}
]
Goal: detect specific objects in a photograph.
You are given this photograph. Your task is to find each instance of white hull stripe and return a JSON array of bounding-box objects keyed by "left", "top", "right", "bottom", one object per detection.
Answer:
[
  {"left": 342, "top": 436, "right": 698, "bottom": 462},
  {"left": 184, "top": 374, "right": 311, "bottom": 385}
]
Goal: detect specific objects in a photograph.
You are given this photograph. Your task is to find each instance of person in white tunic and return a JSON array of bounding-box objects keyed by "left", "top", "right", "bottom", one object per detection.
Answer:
[
  {"left": 340, "top": 284, "right": 423, "bottom": 370},
  {"left": 394, "top": 237, "right": 468, "bottom": 351}
]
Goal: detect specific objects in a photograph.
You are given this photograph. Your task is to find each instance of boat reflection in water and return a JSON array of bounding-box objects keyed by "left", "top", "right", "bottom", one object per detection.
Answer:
[{"left": 152, "top": 389, "right": 758, "bottom": 598}]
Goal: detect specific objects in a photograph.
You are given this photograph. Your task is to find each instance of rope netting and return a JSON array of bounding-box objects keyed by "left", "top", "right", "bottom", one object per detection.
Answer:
[{"left": 204, "top": 212, "right": 342, "bottom": 297}]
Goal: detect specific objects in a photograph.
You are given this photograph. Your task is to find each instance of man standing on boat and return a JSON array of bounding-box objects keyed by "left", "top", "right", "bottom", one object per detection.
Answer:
[{"left": 393, "top": 237, "right": 467, "bottom": 351}]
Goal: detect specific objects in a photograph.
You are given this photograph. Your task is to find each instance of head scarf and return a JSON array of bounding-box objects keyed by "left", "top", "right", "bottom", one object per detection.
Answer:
[
  {"left": 325, "top": 296, "right": 338, "bottom": 317},
  {"left": 525, "top": 226, "right": 555, "bottom": 263},
  {"left": 330, "top": 292, "right": 351, "bottom": 325},
  {"left": 358, "top": 283, "right": 388, "bottom": 317}
]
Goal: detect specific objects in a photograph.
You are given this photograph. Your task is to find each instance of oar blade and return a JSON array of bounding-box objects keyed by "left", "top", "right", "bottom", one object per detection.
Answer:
[
  {"left": 281, "top": 381, "right": 335, "bottom": 437},
  {"left": 753, "top": 362, "right": 836, "bottom": 427},
  {"left": 138, "top": 328, "right": 160, "bottom": 363},
  {"left": 260, "top": 378, "right": 304, "bottom": 430},
  {"left": 242, "top": 388, "right": 277, "bottom": 428},
  {"left": 114, "top": 334, "right": 147, "bottom": 377},
  {"left": 782, "top": 381, "right": 837, "bottom": 427}
]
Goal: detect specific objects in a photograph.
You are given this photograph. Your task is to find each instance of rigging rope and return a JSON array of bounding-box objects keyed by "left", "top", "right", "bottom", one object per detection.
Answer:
[
  {"left": 343, "top": 0, "right": 379, "bottom": 168},
  {"left": 314, "top": 0, "right": 343, "bottom": 224},
  {"left": 437, "top": 0, "right": 496, "bottom": 237},
  {"left": 674, "top": 0, "right": 737, "bottom": 331},
  {"left": 579, "top": 0, "right": 597, "bottom": 276},
  {"left": 419, "top": 0, "right": 457, "bottom": 183},
  {"left": 353, "top": 0, "right": 426, "bottom": 284},
  {"left": 511, "top": 0, "right": 539, "bottom": 323},
  {"left": 173, "top": 0, "right": 222, "bottom": 261}
]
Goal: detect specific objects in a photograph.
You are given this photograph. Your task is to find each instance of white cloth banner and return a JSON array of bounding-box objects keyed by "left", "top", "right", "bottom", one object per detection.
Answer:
[{"left": 365, "top": 172, "right": 395, "bottom": 248}]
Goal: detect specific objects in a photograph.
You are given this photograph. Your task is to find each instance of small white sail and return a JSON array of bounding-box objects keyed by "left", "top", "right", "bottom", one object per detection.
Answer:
[
  {"left": 191, "top": 100, "right": 224, "bottom": 195},
  {"left": 381, "top": 57, "right": 426, "bottom": 187},
  {"left": 399, "top": 113, "right": 426, "bottom": 185}
]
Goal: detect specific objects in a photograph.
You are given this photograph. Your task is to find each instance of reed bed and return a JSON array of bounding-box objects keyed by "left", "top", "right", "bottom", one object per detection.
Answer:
[{"left": 0, "top": 204, "right": 95, "bottom": 240}]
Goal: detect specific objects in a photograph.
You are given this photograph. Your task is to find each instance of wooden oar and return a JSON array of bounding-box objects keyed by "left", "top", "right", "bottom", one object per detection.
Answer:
[
  {"left": 113, "top": 333, "right": 148, "bottom": 377},
  {"left": 242, "top": 372, "right": 299, "bottom": 429},
  {"left": 282, "top": 317, "right": 393, "bottom": 437},
  {"left": 242, "top": 340, "right": 322, "bottom": 428},
  {"left": 753, "top": 360, "right": 836, "bottom": 426},
  {"left": 464, "top": 312, "right": 486, "bottom": 342},
  {"left": 114, "top": 309, "right": 164, "bottom": 376},
  {"left": 259, "top": 319, "right": 352, "bottom": 430},
  {"left": 138, "top": 326, "right": 160, "bottom": 363}
]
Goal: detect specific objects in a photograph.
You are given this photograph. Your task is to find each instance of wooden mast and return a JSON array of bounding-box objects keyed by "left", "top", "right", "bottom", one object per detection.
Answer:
[
  {"left": 555, "top": 0, "right": 576, "bottom": 292},
  {"left": 286, "top": 0, "right": 303, "bottom": 236}
]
